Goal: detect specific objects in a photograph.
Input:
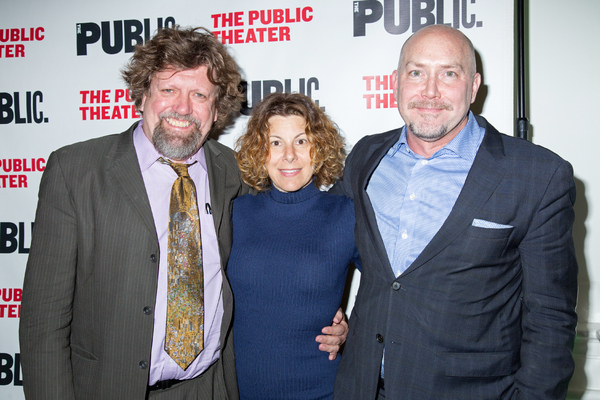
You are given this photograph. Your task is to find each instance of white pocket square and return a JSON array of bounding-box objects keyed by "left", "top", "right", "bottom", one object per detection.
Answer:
[{"left": 472, "top": 219, "right": 513, "bottom": 229}]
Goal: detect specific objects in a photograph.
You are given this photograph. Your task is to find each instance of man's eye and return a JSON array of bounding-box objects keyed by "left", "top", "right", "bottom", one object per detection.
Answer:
[
  {"left": 409, "top": 71, "right": 421, "bottom": 77},
  {"left": 445, "top": 71, "right": 457, "bottom": 77}
]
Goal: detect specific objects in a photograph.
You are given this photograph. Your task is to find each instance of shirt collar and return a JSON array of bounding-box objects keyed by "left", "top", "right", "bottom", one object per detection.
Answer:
[
  {"left": 389, "top": 111, "right": 484, "bottom": 162},
  {"left": 133, "top": 120, "right": 207, "bottom": 173}
]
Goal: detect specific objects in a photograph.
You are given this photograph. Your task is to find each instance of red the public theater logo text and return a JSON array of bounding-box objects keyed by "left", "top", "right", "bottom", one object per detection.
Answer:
[
  {"left": 0, "top": 158, "right": 46, "bottom": 189},
  {"left": 0, "top": 289, "right": 21, "bottom": 319},
  {"left": 363, "top": 75, "right": 397, "bottom": 110},
  {"left": 0, "top": 27, "right": 44, "bottom": 58},
  {"left": 353, "top": 0, "right": 482, "bottom": 36},
  {"left": 79, "top": 89, "right": 140, "bottom": 121},
  {"left": 211, "top": 7, "right": 313, "bottom": 44}
]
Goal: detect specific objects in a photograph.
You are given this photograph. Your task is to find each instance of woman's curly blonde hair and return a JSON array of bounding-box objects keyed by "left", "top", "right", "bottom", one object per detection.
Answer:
[{"left": 236, "top": 92, "right": 346, "bottom": 192}]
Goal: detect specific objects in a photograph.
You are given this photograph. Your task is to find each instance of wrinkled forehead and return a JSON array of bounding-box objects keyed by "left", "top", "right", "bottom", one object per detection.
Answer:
[
  {"left": 152, "top": 65, "right": 209, "bottom": 80},
  {"left": 149, "top": 66, "right": 217, "bottom": 94}
]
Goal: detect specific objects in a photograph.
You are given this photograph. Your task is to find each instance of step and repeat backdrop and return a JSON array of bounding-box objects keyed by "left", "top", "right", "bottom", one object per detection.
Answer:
[{"left": 1, "top": 1, "right": 514, "bottom": 398}]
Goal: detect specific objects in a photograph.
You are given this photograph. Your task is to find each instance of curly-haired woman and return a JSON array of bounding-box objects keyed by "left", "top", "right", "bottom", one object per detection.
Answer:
[{"left": 227, "top": 92, "right": 360, "bottom": 400}]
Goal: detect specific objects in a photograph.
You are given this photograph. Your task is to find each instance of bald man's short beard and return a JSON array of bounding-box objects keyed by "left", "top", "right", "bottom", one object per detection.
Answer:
[
  {"left": 409, "top": 124, "right": 448, "bottom": 142},
  {"left": 407, "top": 100, "right": 452, "bottom": 142}
]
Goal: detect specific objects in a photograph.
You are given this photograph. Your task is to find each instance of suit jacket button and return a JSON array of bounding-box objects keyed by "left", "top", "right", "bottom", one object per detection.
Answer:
[
  {"left": 150, "top": 254, "right": 157, "bottom": 263},
  {"left": 392, "top": 281, "right": 401, "bottom": 291},
  {"left": 139, "top": 360, "right": 148, "bottom": 369},
  {"left": 376, "top": 334, "right": 384, "bottom": 343},
  {"left": 143, "top": 306, "right": 152, "bottom": 315}
]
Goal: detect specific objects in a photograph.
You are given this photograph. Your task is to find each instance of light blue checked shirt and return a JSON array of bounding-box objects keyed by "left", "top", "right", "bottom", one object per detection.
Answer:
[{"left": 368, "top": 112, "right": 485, "bottom": 379}]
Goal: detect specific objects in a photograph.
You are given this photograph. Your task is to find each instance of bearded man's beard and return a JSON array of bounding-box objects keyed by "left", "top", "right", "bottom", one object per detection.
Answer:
[
  {"left": 152, "top": 113, "right": 205, "bottom": 160},
  {"left": 408, "top": 122, "right": 448, "bottom": 141},
  {"left": 407, "top": 100, "right": 453, "bottom": 142}
]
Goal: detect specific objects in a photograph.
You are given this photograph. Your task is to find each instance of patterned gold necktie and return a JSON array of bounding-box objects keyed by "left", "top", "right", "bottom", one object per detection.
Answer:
[{"left": 161, "top": 158, "right": 204, "bottom": 370}]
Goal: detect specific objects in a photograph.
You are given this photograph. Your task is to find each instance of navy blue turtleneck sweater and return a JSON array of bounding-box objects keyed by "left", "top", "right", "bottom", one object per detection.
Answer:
[{"left": 227, "top": 182, "right": 359, "bottom": 400}]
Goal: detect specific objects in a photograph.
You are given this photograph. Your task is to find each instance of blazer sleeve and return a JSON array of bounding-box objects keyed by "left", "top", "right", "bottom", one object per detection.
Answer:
[
  {"left": 329, "top": 144, "right": 356, "bottom": 198},
  {"left": 19, "top": 150, "right": 77, "bottom": 400},
  {"left": 516, "top": 160, "right": 578, "bottom": 399}
]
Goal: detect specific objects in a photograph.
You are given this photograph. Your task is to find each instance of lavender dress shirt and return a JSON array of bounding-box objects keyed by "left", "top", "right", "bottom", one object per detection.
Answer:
[{"left": 133, "top": 123, "right": 223, "bottom": 385}]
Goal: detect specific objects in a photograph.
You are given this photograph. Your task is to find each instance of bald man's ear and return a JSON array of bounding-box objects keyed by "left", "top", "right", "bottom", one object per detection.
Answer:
[
  {"left": 391, "top": 70, "right": 399, "bottom": 103},
  {"left": 470, "top": 73, "right": 481, "bottom": 104}
]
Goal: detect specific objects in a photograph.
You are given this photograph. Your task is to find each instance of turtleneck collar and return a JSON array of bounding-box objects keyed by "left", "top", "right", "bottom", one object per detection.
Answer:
[{"left": 268, "top": 180, "right": 320, "bottom": 204}]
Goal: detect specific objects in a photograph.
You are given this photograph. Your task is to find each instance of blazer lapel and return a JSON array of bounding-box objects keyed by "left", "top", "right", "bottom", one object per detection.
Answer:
[
  {"left": 106, "top": 122, "right": 156, "bottom": 236},
  {"left": 203, "top": 139, "right": 227, "bottom": 243},
  {"left": 357, "top": 129, "right": 402, "bottom": 277},
  {"left": 403, "top": 117, "right": 507, "bottom": 275}
]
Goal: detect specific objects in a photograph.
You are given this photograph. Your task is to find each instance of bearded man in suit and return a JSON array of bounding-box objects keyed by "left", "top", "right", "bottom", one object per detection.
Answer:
[
  {"left": 20, "top": 26, "right": 346, "bottom": 400},
  {"left": 332, "top": 24, "right": 578, "bottom": 399}
]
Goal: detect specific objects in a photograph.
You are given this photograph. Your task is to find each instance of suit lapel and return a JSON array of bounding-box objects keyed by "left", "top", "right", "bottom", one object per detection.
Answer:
[
  {"left": 106, "top": 122, "right": 156, "bottom": 236},
  {"left": 203, "top": 139, "right": 236, "bottom": 350},
  {"left": 357, "top": 129, "right": 402, "bottom": 277},
  {"left": 203, "top": 139, "right": 227, "bottom": 243},
  {"left": 403, "top": 117, "right": 507, "bottom": 275}
]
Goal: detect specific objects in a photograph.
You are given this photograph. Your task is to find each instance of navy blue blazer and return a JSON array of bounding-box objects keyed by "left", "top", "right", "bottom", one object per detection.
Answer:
[{"left": 332, "top": 115, "right": 578, "bottom": 399}]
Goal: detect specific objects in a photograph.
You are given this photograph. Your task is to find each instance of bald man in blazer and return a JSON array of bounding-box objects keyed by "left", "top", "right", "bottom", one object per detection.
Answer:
[
  {"left": 20, "top": 27, "right": 346, "bottom": 400},
  {"left": 332, "top": 25, "right": 577, "bottom": 399}
]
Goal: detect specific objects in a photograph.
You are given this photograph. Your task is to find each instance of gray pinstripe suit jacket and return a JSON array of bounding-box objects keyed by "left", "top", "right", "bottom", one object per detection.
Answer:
[
  {"left": 332, "top": 115, "right": 578, "bottom": 400},
  {"left": 19, "top": 122, "right": 249, "bottom": 400}
]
